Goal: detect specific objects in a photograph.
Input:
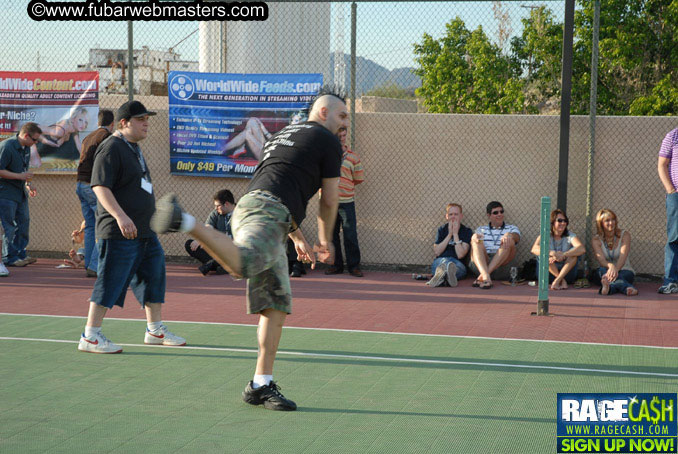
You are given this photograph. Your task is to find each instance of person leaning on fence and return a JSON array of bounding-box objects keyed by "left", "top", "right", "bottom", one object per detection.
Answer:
[
  {"left": 530, "top": 209, "right": 585, "bottom": 290},
  {"left": 185, "top": 189, "right": 236, "bottom": 276},
  {"left": 427, "top": 202, "right": 472, "bottom": 288},
  {"left": 325, "top": 126, "right": 365, "bottom": 277},
  {"left": 76, "top": 109, "right": 115, "bottom": 278},
  {"left": 591, "top": 208, "right": 638, "bottom": 296},
  {"left": 658, "top": 127, "right": 678, "bottom": 294},
  {"left": 150, "top": 91, "right": 348, "bottom": 412},
  {"left": 77, "top": 100, "right": 186, "bottom": 354},
  {"left": 469, "top": 201, "right": 521, "bottom": 289},
  {"left": 0, "top": 122, "right": 41, "bottom": 269}
]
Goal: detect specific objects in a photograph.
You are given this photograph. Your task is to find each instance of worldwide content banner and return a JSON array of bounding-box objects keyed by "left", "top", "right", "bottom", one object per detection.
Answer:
[
  {"left": 0, "top": 71, "right": 99, "bottom": 174},
  {"left": 558, "top": 393, "right": 677, "bottom": 453},
  {"left": 168, "top": 71, "right": 323, "bottom": 178}
]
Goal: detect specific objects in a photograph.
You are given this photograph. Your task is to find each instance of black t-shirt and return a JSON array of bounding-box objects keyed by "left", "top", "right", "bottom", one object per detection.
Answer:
[
  {"left": 435, "top": 223, "right": 473, "bottom": 263},
  {"left": 91, "top": 134, "right": 156, "bottom": 240},
  {"left": 247, "top": 121, "right": 342, "bottom": 225}
]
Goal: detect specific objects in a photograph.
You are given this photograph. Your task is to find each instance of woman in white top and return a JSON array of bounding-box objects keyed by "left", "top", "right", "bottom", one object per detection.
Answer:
[
  {"left": 591, "top": 208, "right": 638, "bottom": 296},
  {"left": 531, "top": 209, "right": 585, "bottom": 290}
]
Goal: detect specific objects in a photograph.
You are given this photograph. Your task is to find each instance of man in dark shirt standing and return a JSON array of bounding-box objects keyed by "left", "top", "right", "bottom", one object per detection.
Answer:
[
  {"left": 152, "top": 92, "right": 348, "bottom": 411},
  {"left": 76, "top": 109, "right": 114, "bottom": 277},
  {"left": 77, "top": 101, "right": 185, "bottom": 354},
  {"left": 185, "top": 188, "right": 235, "bottom": 275},
  {"left": 0, "top": 122, "right": 41, "bottom": 273}
]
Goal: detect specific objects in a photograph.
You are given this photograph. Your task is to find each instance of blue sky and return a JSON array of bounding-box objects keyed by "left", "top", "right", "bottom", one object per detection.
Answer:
[{"left": 4, "top": 1, "right": 565, "bottom": 73}]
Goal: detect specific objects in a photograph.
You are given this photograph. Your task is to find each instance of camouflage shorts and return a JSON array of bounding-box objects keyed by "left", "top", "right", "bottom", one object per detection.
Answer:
[{"left": 231, "top": 190, "right": 293, "bottom": 314}]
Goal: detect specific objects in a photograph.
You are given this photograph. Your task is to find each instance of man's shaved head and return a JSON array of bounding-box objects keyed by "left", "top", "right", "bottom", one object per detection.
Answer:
[
  {"left": 307, "top": 90, "right": 348, "bottom": 135},
  {"left": 309, "top": 94, "right": 344, "bottom": 119}
]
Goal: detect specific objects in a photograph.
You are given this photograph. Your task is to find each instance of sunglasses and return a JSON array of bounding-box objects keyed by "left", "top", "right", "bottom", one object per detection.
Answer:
[
  {"left": 555, "top": 218, "right": 569, "bottom": 224},
  {"left": 29, "top": 135, "right": 40, "bottom": 142},
  {"left": 491, "top": 210, "right": 504, "bottom": 215}
]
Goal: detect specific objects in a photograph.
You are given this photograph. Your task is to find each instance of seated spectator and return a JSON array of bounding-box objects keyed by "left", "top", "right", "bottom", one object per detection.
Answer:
[
  {"left": 287, "top": 238, "right": 306, "bottom": 278},
  {"left": 427, "top": 203, "right": 472, "bottom": 287},
  {"left": 470, "top": 201, "right": 521, "bottom": 289},
  {"left": 185, "top": 189, "right": 235, "bottom": 275},
  {"left": 591, "top": 208, "right": 638, "bottom": 296},
  {"left": 530, "top": 209, "right": 585, "bottom": 290}
]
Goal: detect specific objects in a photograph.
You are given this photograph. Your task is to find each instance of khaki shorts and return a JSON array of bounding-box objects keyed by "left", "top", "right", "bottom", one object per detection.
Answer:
[
  {"left": 231, "top": 190, "right": 293, "bottom": 314},
  {"left": 469, "top": 251, "right": 513, "bottom": 281}
]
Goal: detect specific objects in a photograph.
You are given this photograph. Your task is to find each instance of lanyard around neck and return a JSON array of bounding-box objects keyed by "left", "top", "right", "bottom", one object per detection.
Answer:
[
  {"left": 116, "top": 132, "right": 147, "bottom": 177},
  {"left": 487, "top": 223, "right": 506, "bottom": 245}
]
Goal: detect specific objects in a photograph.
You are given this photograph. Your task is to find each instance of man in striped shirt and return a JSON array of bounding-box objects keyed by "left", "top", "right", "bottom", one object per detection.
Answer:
[
  {"left": 326, "top": 127, "right": 365, "bottom": 277},
  {"left": 469, "top": 201, "right": 521, "bottom": 289},
  {"left": 658, "top": 127, "right": 678, "bottom": 294}
]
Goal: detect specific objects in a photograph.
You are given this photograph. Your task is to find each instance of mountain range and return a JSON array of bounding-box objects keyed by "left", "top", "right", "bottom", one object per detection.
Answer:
[{"left": 328, "top": 53, "right": 421, "bottom": 95}]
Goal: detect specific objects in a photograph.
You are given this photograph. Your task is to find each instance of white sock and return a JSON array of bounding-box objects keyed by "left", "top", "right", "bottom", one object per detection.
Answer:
[
  {"left": 147, "top": 321, "right": 163, "bottom": 332},
  {"left": 179, "top": 213, "right": 196, "bottom": 233},
  {"left": 252, "top": 374, "right": 273, "bottom": 389},
  {"left": 84, "top": 326, "right": 101, "bottom": 338}
]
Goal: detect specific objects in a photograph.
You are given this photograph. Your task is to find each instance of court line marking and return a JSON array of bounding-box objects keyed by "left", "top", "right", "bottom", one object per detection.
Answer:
[
  {"left": 1, "top": 335, "right": 677, "bottom": 378},
  {"left": 2, "top": 311, "right": 678, "bottom": 351}
]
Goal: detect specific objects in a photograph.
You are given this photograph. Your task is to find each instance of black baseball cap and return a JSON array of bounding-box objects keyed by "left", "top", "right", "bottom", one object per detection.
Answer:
[{"left": 115, "top": 101, "right": 156, "bottom": 122}]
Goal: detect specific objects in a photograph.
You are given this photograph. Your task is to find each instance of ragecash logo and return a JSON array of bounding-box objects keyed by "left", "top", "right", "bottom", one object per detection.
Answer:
[
  {"left": 169, "top": 74, "right": 195, "bottom": 101},
  {"left": 557, "top": 394, "right": 677, "bottom": 453}
]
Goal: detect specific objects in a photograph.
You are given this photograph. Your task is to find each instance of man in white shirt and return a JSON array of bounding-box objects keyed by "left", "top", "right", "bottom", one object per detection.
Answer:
[{"left": 470, "top": 201, "right": 521, "bottom": 289}]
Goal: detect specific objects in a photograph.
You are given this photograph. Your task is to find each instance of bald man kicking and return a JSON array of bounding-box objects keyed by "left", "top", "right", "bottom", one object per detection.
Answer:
[{"left": 152, "top": 92, "right": 348, "bottom": 411}]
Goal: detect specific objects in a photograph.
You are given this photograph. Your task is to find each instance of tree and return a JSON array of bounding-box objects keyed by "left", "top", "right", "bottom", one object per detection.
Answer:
[
  {"left": 413, "top": 17, "right": 527, "bottom": 114},
  {"left": 510, "top": 6, "right": 563, "bottom": 113},
  {"left": 413, "top": 1, "right": 678, "bottom": 116}
]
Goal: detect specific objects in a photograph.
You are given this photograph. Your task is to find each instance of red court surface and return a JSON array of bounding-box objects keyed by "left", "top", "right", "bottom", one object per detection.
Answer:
[{"left": 2, "top": 259, "right": 677, "bottom": 348}]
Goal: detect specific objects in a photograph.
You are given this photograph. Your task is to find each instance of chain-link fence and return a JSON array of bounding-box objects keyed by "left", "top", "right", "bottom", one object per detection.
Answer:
[{"left": 1, "top": 1, "right": 672, "bottom": 276}]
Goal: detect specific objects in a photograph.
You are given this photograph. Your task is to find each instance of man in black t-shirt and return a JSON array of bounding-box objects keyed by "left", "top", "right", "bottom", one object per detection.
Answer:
[
  {"left": 152, "top": 92, "right": 348, "bottom": 411},
  {"left": 427, "top": 203, "right": 473, "bottom": 288},
  {"left": 77, "top": 101, "right": 186, "bottom": 355}
]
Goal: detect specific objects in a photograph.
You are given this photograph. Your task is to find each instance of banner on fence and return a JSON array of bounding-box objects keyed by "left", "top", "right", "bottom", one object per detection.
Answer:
[
  {"left": 0, "top": 71, "right": 99, "bottom": 174},
  {"left": 168, "top": 71, "right": 322, "bottom": 178}
]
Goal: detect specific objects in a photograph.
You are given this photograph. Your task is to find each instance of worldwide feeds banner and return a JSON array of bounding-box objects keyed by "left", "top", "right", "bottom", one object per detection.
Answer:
[
  {"left": 558, "top": 394, "right": 677, "bottom": 453},
  {"left": 0, "top": 71, "right": 99, "bottom": 174},
  {"left": 167, "top": 71, "right": 322, "bottom": 179}
]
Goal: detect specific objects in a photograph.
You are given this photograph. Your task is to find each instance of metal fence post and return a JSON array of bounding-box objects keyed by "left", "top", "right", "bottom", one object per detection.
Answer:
[
  {"left": 534, "top": 197, "right": 551, "bottom": 316},
  {"left": 585, "top": 0, "right": 600, "bottom": 254},
  {"left": 350, "top": 1, "right": 356, "bottom": 151},
  {"left": 127, "top": 21, "right": 134, "bottom": 101},
  {"left": 557, "top": 0, "right": 575, "bottom": 212}
]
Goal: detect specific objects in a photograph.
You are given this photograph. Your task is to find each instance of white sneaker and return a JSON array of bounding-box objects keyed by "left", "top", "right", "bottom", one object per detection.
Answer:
[
  {"left": 78, "top": 332, "right": 123, "bottom": 354},
  {"left": 144, "top": 325, "right": 186, "bottom": 346},
  {"left": 445, "top": 262, "right": 458, "bottom": 287},
  {"left": 0, "top": 262, "right": 9, "bottom": 277},
  {"left": 426, "top": 264, "right": 446, "bottom": 287}
]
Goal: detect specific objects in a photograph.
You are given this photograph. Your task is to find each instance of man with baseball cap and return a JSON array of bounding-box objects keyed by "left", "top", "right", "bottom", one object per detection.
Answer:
[{"left": 77, "top": 100, "right": 186, "bottom": 353}]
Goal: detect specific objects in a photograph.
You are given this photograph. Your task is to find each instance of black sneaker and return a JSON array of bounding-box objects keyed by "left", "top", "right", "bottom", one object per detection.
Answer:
[
  {"left": 242, "top": 381, "right": 297, "bottom": 411},
  {"left": 198, "top": 262, "right": 211, "bottom": 276},
  {"left": 151, "top": 193, "right": 184, "bottom": 234}
]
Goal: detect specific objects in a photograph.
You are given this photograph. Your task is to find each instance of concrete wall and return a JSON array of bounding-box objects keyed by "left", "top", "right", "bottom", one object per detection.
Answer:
[
  {"left": 356, "top": 96, "right": 417, "bottom": 113},
  {"left": 26, "top": 97, "right": 675, "bottom": 275}
]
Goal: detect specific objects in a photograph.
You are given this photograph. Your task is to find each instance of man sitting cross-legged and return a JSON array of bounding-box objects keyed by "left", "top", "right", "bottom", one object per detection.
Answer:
[
  {"left": 185, "top": 189, "right": 235, "bottom": 276},
  {"left": 469, "top": 201, "right": 521, "bottom": 289}
]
